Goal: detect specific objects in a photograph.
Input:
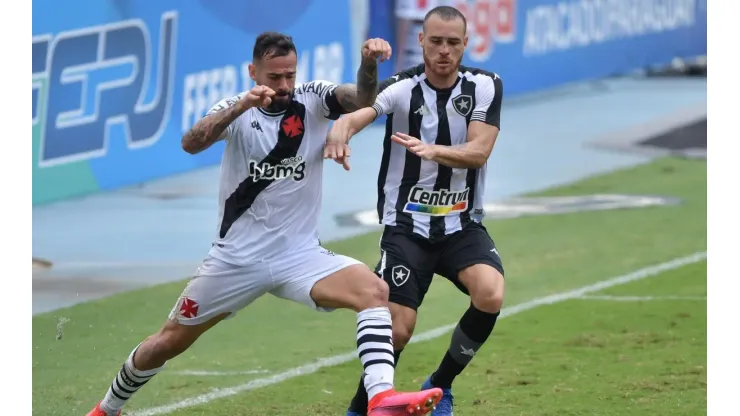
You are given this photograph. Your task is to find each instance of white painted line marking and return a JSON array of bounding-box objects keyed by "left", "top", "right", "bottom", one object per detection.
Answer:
[
  {"left": 173, "top": 369, "right": 271, "bottom": 377},
  {"left": 577, "top": 295, "right": 706, "bottom": 302},
  {"left": 128, "top": 251, "right": 706, "bottom": 416}
]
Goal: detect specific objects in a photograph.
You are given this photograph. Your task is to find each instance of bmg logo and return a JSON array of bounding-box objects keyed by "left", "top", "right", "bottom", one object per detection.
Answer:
[{"left": 32, "top": 12, "right": 178, "bottom": 167}]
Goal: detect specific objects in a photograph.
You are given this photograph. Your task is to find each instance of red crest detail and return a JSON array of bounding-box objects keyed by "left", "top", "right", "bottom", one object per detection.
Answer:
[{"left": 282, "top": 115, "right": 304, "bottom": 138}]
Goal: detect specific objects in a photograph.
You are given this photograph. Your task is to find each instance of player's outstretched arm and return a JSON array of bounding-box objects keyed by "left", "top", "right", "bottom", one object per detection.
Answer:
[
  {"left": 391, "top": 74, "right": 503, "bottom": 169},
  {"left": 323, "top": 107, "right": 377, "bottom": 171},
  {"left": 181, "top": 86, "right": 275, "bottom": 154},
  {"left": 390, "top": 124, "right": 498, "bottom": 169},
  {"left": 332, "top": 38, "right": 392, "bottom": 113}
]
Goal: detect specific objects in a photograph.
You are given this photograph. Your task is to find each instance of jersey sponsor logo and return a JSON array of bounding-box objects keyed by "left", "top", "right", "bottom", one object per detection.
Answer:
[
  {"left": 33, "top": 12, "right": 178, "bottom": 167},
  {"left": 248, "top": 156, "right": 306, "bottom": 181},
  {"left": 451, "top": 94, "right": 473, "bottom": 117},
  {"left": 403, "top": 187, "right": 470, "bottom": 216}
]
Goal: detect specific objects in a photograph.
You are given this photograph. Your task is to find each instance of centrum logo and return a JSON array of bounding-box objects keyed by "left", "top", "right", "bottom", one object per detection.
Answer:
[
  {"left": 403, "top": 187, "right": 469, "bottom": 216},
  {"left": 249, "top": 156, "right": 306, "bottom": 181}
]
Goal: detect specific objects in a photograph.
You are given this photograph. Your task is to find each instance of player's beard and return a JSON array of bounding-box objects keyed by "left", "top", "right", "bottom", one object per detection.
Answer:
[
  {"left": 267, "top": 90, "right": 293, "bottom": 112},
  {"left": 423, "top": 51, "right": 462, "bottom": 78}
]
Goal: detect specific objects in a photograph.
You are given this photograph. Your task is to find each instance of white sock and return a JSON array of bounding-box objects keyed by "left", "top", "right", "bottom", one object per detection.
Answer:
[
  {"left": 356, "top": 306, "right": 395, "bottom": 400},
  {"left": 100, "top": 344, "right": 164, "bottom": 414}
]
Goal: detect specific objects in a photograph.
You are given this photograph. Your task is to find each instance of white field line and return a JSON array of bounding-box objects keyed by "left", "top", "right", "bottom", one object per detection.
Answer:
[
  {"left": 127, "top": 251, "right": 707, "bottom": 416},
  {"left": 577, "top": 295, "right": 706, "bottom": 301},
  {"left": 173, "top": 369, "right": 271, "bottom": 376}
]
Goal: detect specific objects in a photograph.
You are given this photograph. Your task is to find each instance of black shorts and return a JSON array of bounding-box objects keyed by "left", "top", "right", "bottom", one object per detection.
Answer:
[{"left": 373, "top": 222, "right": 504, "bottom": 311}]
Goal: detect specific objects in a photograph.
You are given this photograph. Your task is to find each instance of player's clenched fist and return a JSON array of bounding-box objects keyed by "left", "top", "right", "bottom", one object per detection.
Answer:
[
  {"left": 361, "top": 37, "right": 392, "bottom": 62},
  {"left": 241, "top": 85, "right": 275, "bottom": 110}
]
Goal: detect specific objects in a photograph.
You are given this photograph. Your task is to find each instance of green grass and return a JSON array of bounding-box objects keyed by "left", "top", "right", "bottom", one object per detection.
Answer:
[
  {"left": 209, "top": 260, "right": 707, "bottom": 416},
  {"left": 32, "top": 157, "right": 707, "bottom": 415}
]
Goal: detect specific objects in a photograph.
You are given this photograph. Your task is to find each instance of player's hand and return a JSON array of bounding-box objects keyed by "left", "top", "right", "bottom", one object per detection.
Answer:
[
  {"left": 391, "top": 132, "right": 438, "bottom": 161},
  {"left": 361, "top": 38, "right": 392, "bottom": 62},
  {"left": 323, "top": 142, "right": 352, "bottom": 171},
  {"left": 242, "top": 85, "right": 275, "bottom": 109},
  {"left": 324, "top": 119, "right": 354, "bottom": 170}
]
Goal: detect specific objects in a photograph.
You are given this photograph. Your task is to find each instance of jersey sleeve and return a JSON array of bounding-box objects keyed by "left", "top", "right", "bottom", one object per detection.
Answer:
[
  {"left": 205, "top": 92, "right": 247, "bottom": 141},
  {"left": 371, "top": 83, "right": 400, "bottom": 120},
  {"left": 471, "top": 74, "right": 504, "bottom": 129},
  {"left": 371, "top": 69, "right": 416, "bottom": 121},
  {"left": 371, "top": 64, "right": 421, "bottom": 120},
  {"left": 296, "top": 80, "right": 345, "bottom": 120}
]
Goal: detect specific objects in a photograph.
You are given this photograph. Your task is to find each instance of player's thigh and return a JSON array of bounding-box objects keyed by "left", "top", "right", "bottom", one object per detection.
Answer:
[
  {"left": 436, "top": 222, "right": 505, "bottom": 297},
  {"left": 374, "top": 226, "right": 437, "bottom": 312},
  {"left": 268, "top": 246, "right": 375, "bottom": 312},
  {"left": 168, "top": 255, "right": 273, "bottom": 326}
]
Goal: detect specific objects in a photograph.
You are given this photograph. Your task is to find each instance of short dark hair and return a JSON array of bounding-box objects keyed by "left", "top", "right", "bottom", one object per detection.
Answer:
[
  {"left": 423, "top": 6, "right": 467, "bottom": 33},
  {"left": 253, "top": 32, "right": 297, "bottom": 61}
]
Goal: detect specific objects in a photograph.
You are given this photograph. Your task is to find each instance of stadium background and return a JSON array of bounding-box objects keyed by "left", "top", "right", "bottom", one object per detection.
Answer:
[
  {"left": 32, "top": 0, "right": 706, "bottom": 205},
  {"left": 32, "top": 1, "right": 706, "bottom": 316}
]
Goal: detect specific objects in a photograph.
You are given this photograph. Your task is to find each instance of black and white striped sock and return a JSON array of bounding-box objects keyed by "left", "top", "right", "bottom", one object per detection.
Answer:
[
  {"left": 100, "top": 345, "right": 164, "bottom": 414},
  {"left": 356, "top": 307, "right": 395, "bottom": 400}
]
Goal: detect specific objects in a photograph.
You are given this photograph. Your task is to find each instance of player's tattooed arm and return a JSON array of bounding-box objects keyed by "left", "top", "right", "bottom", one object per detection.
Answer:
[
  {"left": 333, "top": 38, "right": 392, "bottom": 113},
  {"left": 181, "top": 86, "right": 274, "bottom": 154},
  {"left": 334, "top": 56, "right": 379, "bottom": 112},
  {"left": 181, "top": 103, "right": 245, "bottom": 154}
]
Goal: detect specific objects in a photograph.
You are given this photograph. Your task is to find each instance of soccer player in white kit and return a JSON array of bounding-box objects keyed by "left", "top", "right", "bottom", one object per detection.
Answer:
[{"left": 85, "top": 32, "right": 442, "bottom": 416}]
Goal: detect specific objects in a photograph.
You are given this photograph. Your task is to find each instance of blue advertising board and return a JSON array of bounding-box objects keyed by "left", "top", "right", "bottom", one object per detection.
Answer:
[
  {"left": 32, "top": 0, "right": 356, "bottom": 204},
  {"left": 475, "top": 0, "right": 704, "bottom": 95},
  {"left": 32, "top": 0, "right": 707, "bottom": 205},
  {"left": 385, "top": 0, "right": 707, "bottom": 95}
]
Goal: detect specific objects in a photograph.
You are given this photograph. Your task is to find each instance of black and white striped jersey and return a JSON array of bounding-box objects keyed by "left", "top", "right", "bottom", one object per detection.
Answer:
[{"left": 371, "top": 64, "right": 503, "bottom": 240}]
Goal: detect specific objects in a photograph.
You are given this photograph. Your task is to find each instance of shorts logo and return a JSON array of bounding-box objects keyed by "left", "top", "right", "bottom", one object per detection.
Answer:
[
  {"left": 391, "top": 265, "right": 411, "bottom": 287},
  {"left": 451, "top": 94, "right": 473, "bottom": 117},
  {"left": 404, "top": 186, "right": 469, "bottom": 216},
  {"left": 178, "top": 297, "right": 199, "bottom": 319}
]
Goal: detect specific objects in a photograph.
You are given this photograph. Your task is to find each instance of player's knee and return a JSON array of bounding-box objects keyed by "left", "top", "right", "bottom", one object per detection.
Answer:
[
  {"left": 470, "top": 279, "right": 505, "bottom": 313},
  {"left": 355, "top": 276, "right": 389, "bottom": 310}
]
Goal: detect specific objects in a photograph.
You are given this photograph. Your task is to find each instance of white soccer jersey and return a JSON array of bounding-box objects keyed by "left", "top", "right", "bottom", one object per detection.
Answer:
[
  {"left": 204, "top": 80, "right": 345, "bottom": 265},
  {"left": 371, "top": 64, "right": 503, "bottom": 240}
]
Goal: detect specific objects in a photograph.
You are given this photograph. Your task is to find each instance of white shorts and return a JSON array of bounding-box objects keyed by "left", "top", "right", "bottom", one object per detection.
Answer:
[{"left": 168, "top": 246, "right": 363, "bottom": 325}]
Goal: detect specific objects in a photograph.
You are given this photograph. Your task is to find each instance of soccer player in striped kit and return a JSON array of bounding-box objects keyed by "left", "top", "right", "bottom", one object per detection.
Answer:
[{"left": 325, "top": 6, "right": 505, "bottom": 416}]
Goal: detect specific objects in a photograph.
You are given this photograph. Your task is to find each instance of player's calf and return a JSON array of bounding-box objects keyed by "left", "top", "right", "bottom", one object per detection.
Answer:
[
  {"left": 389, "top": 302, "right": 417, "bottom": 349},
  {"left": 347, "top": 302, "right": 419, "bottom": 415},
  {"left": 90, "top": 314, "right": 226, "bottom": 416},
  {"left": 429, "top": 264, "right": 504, "bottom": 391}
]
